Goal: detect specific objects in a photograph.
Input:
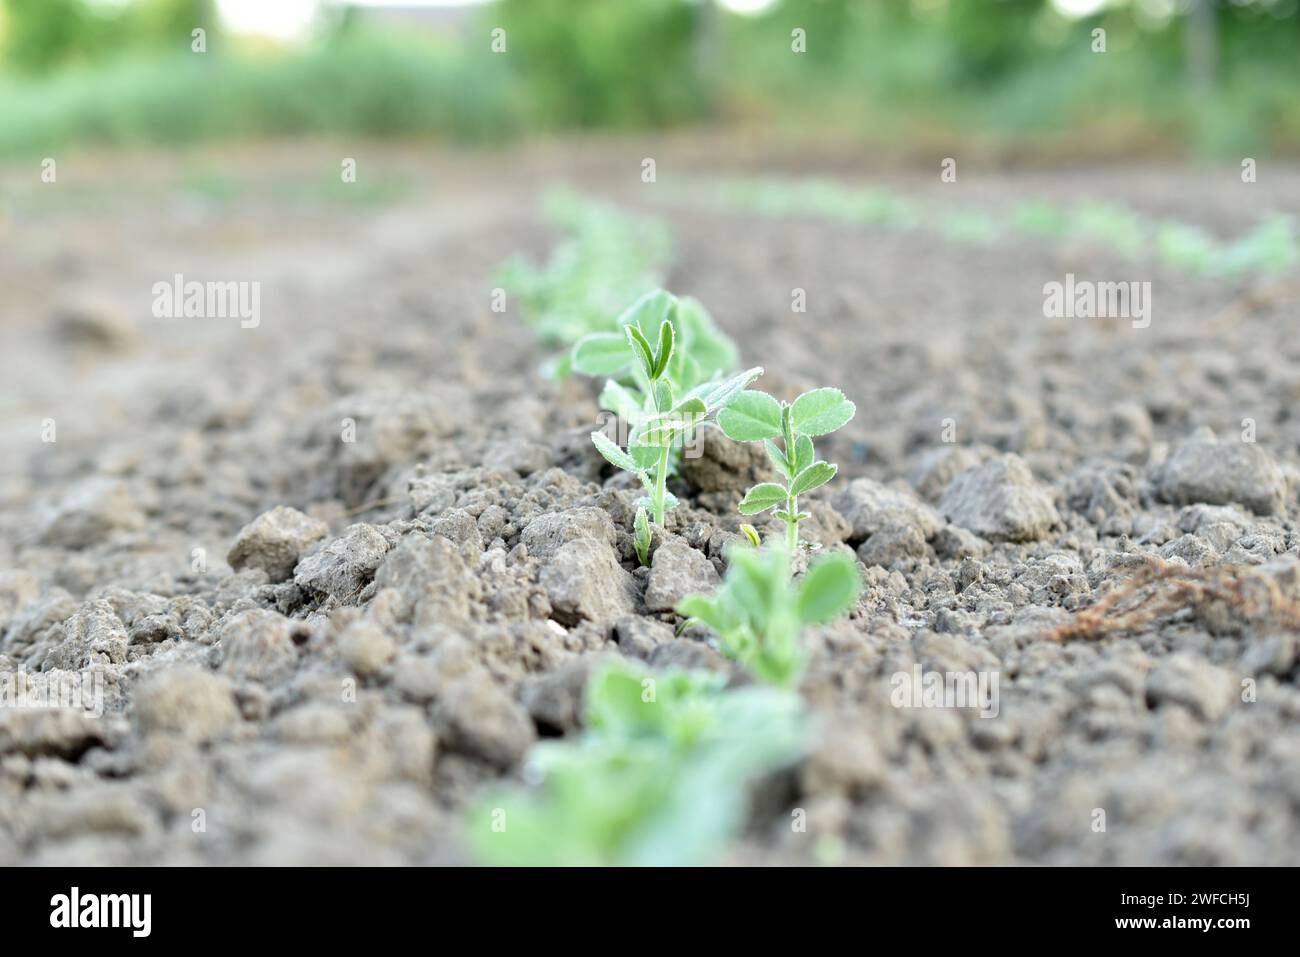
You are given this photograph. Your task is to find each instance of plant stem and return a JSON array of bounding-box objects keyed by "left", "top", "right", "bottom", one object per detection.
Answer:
[
  {"left": 782, "top": 415, "right": 799, "bottom": 556},
  {"left": 786, "top": 492, "right": 798, "bottom": 554},
  {"left": 654, "top": 445, "right": 670, "bottom": 527}
]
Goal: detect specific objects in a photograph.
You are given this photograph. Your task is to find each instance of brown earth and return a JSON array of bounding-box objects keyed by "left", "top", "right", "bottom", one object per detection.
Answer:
[{"left": 2, "top": 136, "right": 1299, "bottom": 865}]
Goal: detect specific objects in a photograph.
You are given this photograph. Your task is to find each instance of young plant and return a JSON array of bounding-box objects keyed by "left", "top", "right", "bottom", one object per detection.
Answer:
[
  {"left": 495, "top": 189, "right": 672, "bottom": 379},
  {"left": 574, "top": 290, "right": 760, "bottom": 544},
  {"left": 716, "top": 386, "right": 855, "bottom": 553},
  {"left": 1218, "top": 214, "right": 1299, "bottom": 275},
  {"left": 468, "top": 660, "right": 805, "bottom": 866},
  {"left": 678, "top": 544, "right": 861, "bottom": 687},
  {"left": 1068, "top": 200, "right": 1146, "bottom": 258},
  {"left": 571, "top": 289, "right": 741, "bottom": 404}
]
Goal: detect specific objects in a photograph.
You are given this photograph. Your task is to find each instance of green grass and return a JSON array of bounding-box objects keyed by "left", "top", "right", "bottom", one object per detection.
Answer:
[{"left": 0, "top": 31, "right": 521, "bottom": 157}]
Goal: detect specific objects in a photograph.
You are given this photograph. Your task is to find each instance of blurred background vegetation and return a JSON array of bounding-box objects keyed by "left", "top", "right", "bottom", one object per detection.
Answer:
[{"left": 1, "top": 0, "right": 1297, "bottom": 159}]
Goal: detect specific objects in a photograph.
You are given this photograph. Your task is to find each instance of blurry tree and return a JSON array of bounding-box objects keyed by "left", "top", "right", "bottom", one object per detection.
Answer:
[
  {"left": 496, "top": 0, "right": 706, "bottom": 127},
  {"left": 1185, "top": 0, "right": 1218, "bottom": 89},
  {"left": 936, "top": 0, "right": 1051, "bottom": 85},
  {"left": 2, "top": 0, "right": 89, "bottom": 72},
  {"left": 1, "top": 0, "right": 216, "bottom": 73}
]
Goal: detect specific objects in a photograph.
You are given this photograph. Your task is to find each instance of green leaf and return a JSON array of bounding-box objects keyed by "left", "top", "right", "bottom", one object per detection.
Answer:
[
  {"left": 571, "top": 333, "right": 631, "bottom": 377},
  {"left": 671, "top": 353, "right": 704, "bottom": 392},
  {"left": 636, "top": 412, "right": 689, "bottom": 449},
  {"left": 630, "top": 443, "right": 661, "bottom": 471},
  {"left": 797, "top": 553, "right": 862, "bottom": 624},
  {"left": 701, "top": 368, "right": 764, "bottom": 414},
  {"left": 634, "top": 507, "right": 651, "bottom": 566},
  {"left": 599, "top": 380, "right": 644, "bottom": 422},
  {"left": 738, "top": 483, "right": 789, "bottom": 515},
  {"left": 717, "top": 390, "right": 783, "bottom": 442},
  {"left": 789, "top": 388, "right": 856, "bottom": 437},
  {"left": 677, "top": 297, "right": 738, "bottom": 376},
  {"left": 763, "top": 440, "right": 790, "bottom": 478},
  {"left": 654, "top": 379, "right": 674, "bottom": 414},
  {"left": 673, "top": 396, "right": 707, "bottom": 416},
  {"left": 792, "top": 434, "right": 814, "bottom": 474},
  {"left": 617, "top": 289, "right": 675, "bottom": 338},
  {"left": 726, "top": 547, "right": 782, "bottom": 618},
  {"left": 584, "top": 663, "right": 664, "bottom": 737},
  {"left": 739, "top": 524, "right": 762, "bottom": 548},
  {"left": 676, "top": 595, "right": 729, "bottom": 633},
  {"left": 635, "top": 490, "right": 678, "bottom": 511},
  {"left": 625, "top": 325, "right": 656, "bottom": 379},
  {"left": 590, "top": 431, "right": 636, "bottom": 472},
  {"left": 542, "top": 352, "right": 572, "bottom": 381},
  {"left": 789, "top": 461, "right": 837, "bottom": 497},
  {"left": 652, "top": 319, "right": 675, "bottom": 380}
]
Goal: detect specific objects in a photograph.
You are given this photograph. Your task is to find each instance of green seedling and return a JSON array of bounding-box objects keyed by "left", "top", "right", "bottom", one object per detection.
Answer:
[
  {"left": 1218, "top": 214, "right": 1298, "bottom": 276},
  {"left": 1157, "top": 221, "right": 1219, "bottom": 275},
  {"left": 496, "top": 189, "right": 672, "bottom": 379},
  {"left": 678, "top": 543, "right": 861, "bottom": 688},
  {"left": 574, "top": 290, "right": 760, "bottom": 546},
  {"left": 716, "top": 386, "right": 855, "bottom": 553},
  {"left": 1069, "top": 201, "right": 1146, "bottom": 258},
  {"left": 939, "top": 209, "right": 1000, "bottom": 246},
  {"left": 633, "top": 506, "right": 652, "bottom": 566},
  {"left": 571, "top": 289, "right": 740, "bottom": 397},
  {"left": 468, "top": 660, "right": 805, "bottom": 866},
  {"left": 706, "top": 176, "right": 919, "bottom": 229},
  {"left": 1010, "top": 199, "right": 1067, "bottom": 237},
  {"left": 675, "top": 176, "right": 1293, "bottom": 281}
]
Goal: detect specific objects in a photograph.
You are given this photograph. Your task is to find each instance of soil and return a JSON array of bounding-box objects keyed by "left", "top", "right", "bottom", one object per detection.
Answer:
[{"left": 2, "top": 137, "right": 1299, "bottom": 865}]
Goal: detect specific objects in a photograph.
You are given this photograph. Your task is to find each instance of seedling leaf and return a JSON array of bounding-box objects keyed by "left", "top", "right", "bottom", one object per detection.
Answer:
[
  {"left": 763, "top": 440, "right": 790, "bottom": 477},
  {"left": 630, "top": 443, "right": 662, "bottom": 471},
  {"left": 635, "top": 411, "right": 690, "bottom": 449},
  {"left": 572, "top": 333, "right": 631, "bottom": 377},
  {"left": 789, "top": 461, "right": 837, "bottom": 497},
  {"left": 796, "top": 553, "right": 862, "bottom": 624},
  {"left": 618, "top": 289, "right": 675, "bottom": 338},
  {"left": 677, "top": 296, "right": 738, "bottom": 375},
  {"left": 599, "top": 380, "right": 642, "bottom": 422},
  {"left": 636, "top": 491, "right": 679, "bottom": 511},
  {"left": 717, "top": 390, "right": 783, "bottom": 442},
  {"left": 738, "top": 483, "right": 788, "bottom": 514},
  {"left": 792, "top": 434, "right": 814, "bottom": 474},
  {"left": 701, "top": 368, "right": 764, "bottom": 413},
  {"left": 590, "top": 430, "right": 637, "bottom": 472},
  {"left": 626, "top": 325, "right": 656, "bottom": 379},
  {"left": 789, "top": 387, "right": 856, "bottom": 436},
  {"left": 652, "top": 319, "right": 675, "bottom": 379},
  {"left": 676, "top": 595, "right": 728, "bottom": 633},
  {"left": 654, "top": 378, "right": 674, "bottom": 413},
  {"left": 673, "top": 396, "right": 707, "bottom": 416},
  {"left": 634, "top": 506, "right": 652, "bottom": 566}
]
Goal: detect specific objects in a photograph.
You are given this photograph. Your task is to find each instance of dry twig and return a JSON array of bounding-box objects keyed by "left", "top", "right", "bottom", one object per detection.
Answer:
[{"left": 1047, "top": 559, "right": 1300, "bottom": 642}]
